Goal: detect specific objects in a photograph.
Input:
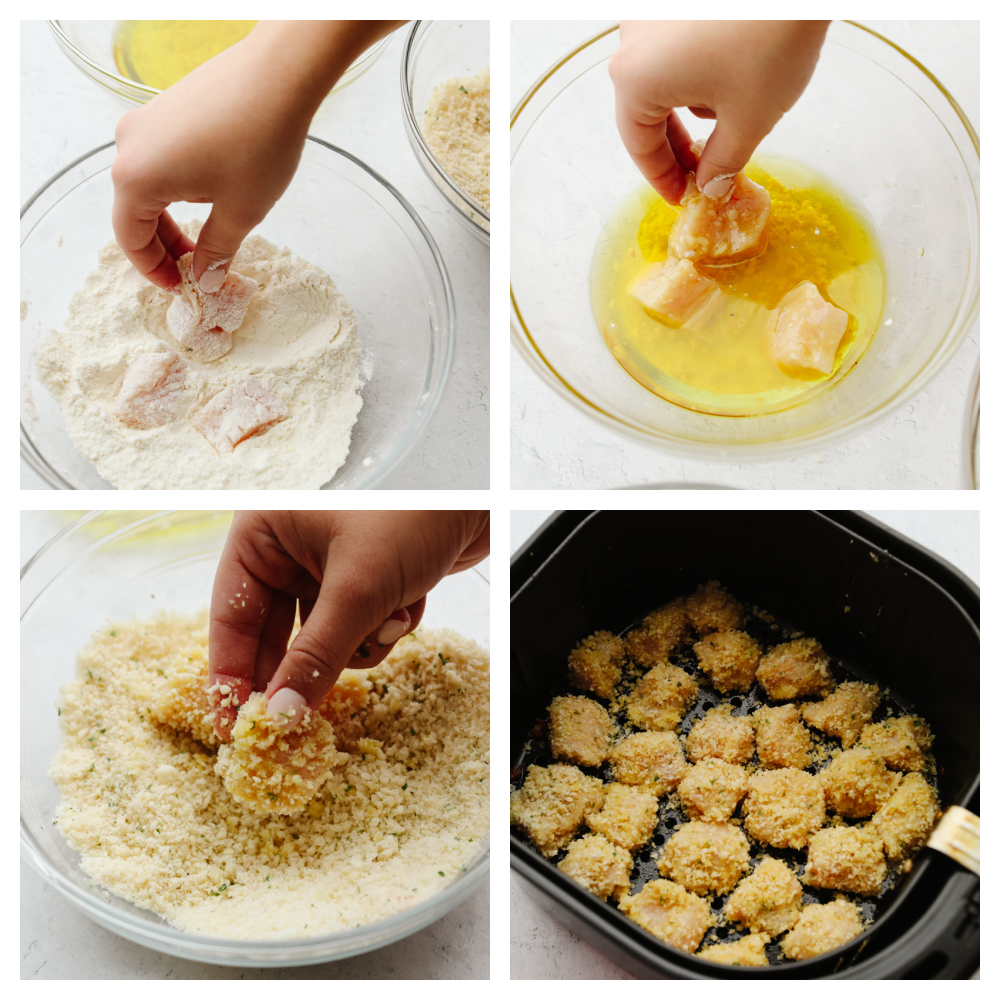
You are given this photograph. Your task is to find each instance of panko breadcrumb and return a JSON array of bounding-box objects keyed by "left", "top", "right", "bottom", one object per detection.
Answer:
[
  {"left": 781, "top": 900, "right": 863, "bottom": 961},
  {"left": 821, "top": 747, "right": 900, "bottom": 819},
  {"left": 557, "top": 833, "right": 633, "bottom": 901},
  {"left": 698, "top": 933, "right": 770, "bottom": 967},
  {"left": 678, "top": 758, "right": 748, "bottom": 822},
  {"left": 511, "top": 764, "right": 605, "bottom": 857},
  {"left": 859, "top": 716, "right": 934, "bottom": 772},
  {"left": 742, "top": 768, "right": 825, "bottom": 849},
  {"left": 587, "top": 783, "right": 660, "bottom": 852},
  {"left": 752, "top": 703, "right": 812, "bottom": 770},
  {"left": 686, "top": 706, "right": 755, "bottom": 766},
  {"left": 756, "top": 637, "right": 835, "bottom": 701},
  {"left": 624, "top": 598, "right": 691, "bottom": 668},
  {"left": 693, "top": 629, "right": 761, "bottom": 693},
  {"left": 568, "top": 630, "right": 625, "bottom": 700},
  {"left": 421, "top": 68, "right": 490, "bottom": 211},
  {"left": 804, "top": 826, "right": 886, "bottom": 895},
  {"left": 50, "top": 618, "right": 489, "bottom": 939},
  {"left": 801, "top": 681, "right": 881, "bottom": 747},
  {"left": 215, "top": 692, "right": 341, "bottom": 816},
  {"left": 548, "top": 694, "right": 613, "bottom": 767},
  {"left": 608, "top": 730, "right": 689, "bottom": 794},
  {"left": 686, "top": 581, "right": 745, "bottom": 636},
  {"left": 724, "top": 857, "right": 802, "bottom": 936},
  {"left": 871, "top": 772, "right": 939, "bottom": 862},
  {"left": 658, "top": 821, "right": 750, "bottom": 896},
  {"left": 619, "top": 879, "right": 711, "bottom": 953},
  {"left": 626, "top": 663, "right": 698, "bottom": 732}
]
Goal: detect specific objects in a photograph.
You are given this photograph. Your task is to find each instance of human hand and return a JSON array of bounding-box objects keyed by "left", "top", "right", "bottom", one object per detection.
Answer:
[
  {"left": 609, "top": 20, "right": 830, "bottom": 204},
  {"left": 112, "top": 21, "right": 403, "bottom": 291},
  {"left": 207, "top": 510, "right": 490, "bottom": 741}
]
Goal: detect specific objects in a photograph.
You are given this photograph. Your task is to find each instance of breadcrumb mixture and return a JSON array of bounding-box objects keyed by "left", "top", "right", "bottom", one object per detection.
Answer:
[
  {"left": 512, "top": 578, "right": 943, "bottom": 968},
  {"left": 52, "top": 614, "right": 488, "bottom": 940},
  {"left": 421, "top": 68, "right": 490, "bottom": 212}
]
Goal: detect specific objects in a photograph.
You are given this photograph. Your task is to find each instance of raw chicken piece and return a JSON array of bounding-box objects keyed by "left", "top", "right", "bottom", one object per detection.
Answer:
[
  {"left": 114, "top": 351, "right": 186, "bottom": 429},
  {"left": 166, "top": 252, "right": 258, "bottom": 362},
  {"left": 771, "top": 281, "right": 849, "bottom": 375},
  {"left": 631, "top": 258, "right": 718, "bottom": 326},
  {"left": 192, "top": 376, "right": 289, "bottom": 455},
  {"left": 668, "top": 143, "right": 771, "bottom": 265}
]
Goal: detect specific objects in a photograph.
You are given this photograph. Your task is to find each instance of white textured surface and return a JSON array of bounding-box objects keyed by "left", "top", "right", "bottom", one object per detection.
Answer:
[
  {"left": 20, "top": 513, "right": 488, "bottom": 978},
  {"left": 510, "top": 21, "right": 980, "bottom": 489},
  {"left": 509, "top": 509, "right": 979, "bottom": 979},
  {"left": 21, "top": 20, "right": 488, "bottom": 490}
]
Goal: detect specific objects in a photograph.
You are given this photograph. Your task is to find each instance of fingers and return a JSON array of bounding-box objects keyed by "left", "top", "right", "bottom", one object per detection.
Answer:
[
  {"left": 191, "top": 202, "right": 255, "bottom": 291},
  {"left": 110, "top": 188, "right": 185, "bottom": 290},
  {"left": 695, "top": 114, "right": 767, "bottom": 198},
  {"left": 614, "top": 96, "right": 689, "bottom": 205}
]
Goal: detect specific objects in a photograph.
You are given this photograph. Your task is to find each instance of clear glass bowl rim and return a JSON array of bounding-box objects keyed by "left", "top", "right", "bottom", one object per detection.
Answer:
[
  {"left": 509, "top": 21, "right": 980, "bottom": 462},
  {"left": 21, "top": 510, "right": 488, "bottom": 967},
  {"left": 20, "top": 137, "right": 456, "bottom": 491},
  {"left": 47, "top": 20, "right": 391, "bottom": 102},
  {"left": 399, "top": 19, "right": 490, "bottom": 226}
]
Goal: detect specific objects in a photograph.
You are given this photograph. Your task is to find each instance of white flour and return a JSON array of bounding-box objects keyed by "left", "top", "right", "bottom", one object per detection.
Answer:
[{"left": 37, "top": 223, "right": 362, "bottom": 489}]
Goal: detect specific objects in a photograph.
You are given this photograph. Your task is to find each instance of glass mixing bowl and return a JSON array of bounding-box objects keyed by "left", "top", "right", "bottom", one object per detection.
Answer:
[
  {"left": 963, "top": 361, "right": 979, "bottom": 490},
  {"left": 48, "top": 20, "right": 390, "bottom": 110},
  {"left": 401, "top": 20, "right": 490, "bottom": 243},
  {"left": 20, "top": 139, "right": 454, "bottom": 490},
  {"left": 511, "top": 22, "right": 979, "bottom": 460},
  {"left": 21, "top": 511, "right": 490, "bottom": 968}
]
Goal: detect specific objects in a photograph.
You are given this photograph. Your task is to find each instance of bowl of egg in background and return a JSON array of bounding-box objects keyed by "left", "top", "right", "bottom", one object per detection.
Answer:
[
  {"left": 21, "top": 511, "right": 490, "bottom": 968},
  {"left": 510, "top": 22, "right": 979, "bottom": 460},
  {"left": 401, "top": 20, "right": 490, "bottom": 243},
  {"left": 20, "top": 139, "right": 454, "bottom": 489},
  {"left": 48, "top": 20, "right": 391, "bottom": 110}
]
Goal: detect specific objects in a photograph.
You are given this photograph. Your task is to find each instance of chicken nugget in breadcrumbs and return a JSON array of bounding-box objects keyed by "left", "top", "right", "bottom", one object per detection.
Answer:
[
  {"left": 871, "top": 772, "right": 939, "bottom": 862},
  {"left": 548, "top": 694, "right": 613, "bottom": 767},
  {"left": 751, "top": 703, "right": 812, "bottom": 770},
  {"left": 821, "top": 747, "right": 900, "bottom": 819},
  {"left": 742, "top": 768, "right": 825, "bottom": 850},
  {"left": 658, "top": 820, "right": 750, "bottom": 896},
  {"left": 693, "top": 629, "right": 761, "bottom": 693},
  {"left": 686, "top": 706, "right": 755, "bottom": 766},
  {"left": 510, "top": 764, "right": 605, "bottom": 857},
  {"left": 724, "top": 857, "right": 802, "bottom": 936},
  {"left": 781, "top": 900, "right": 862, "bottom": 961},
  {"left": 698, "top": 933, "right": 770, "bottom": 967},
  {"left": 608, "top": 731, "right": 689, "bottom": 795},
  {"left": 588, "top": 783, "right": 660, "bottom": 852},
  {"left": 150, "top": 648, "right": 219, "bottom": 747},
  {"left": 686, "top": 581, "right": 744, "bottom": 637},
  {"left": 859, "top": 715, "right": 934, "bottom": 772},
  {"left": 801, "top": 681, "right": 880, "bottom": 747},
  {"left": 678, "top": 758, "right": 748, "bottom": 822},
  {"left": 626, "top": 664, "right": 698, "bottom": 732},
  {"left": 804, "top": 826, "right": 886, "bottom": 896},
  {"left": 557, "top": 833, "right": 633, "bottom": 902},
  {"left": 215, "top": 692, "right": 343, "bottom": 816},
  {"left": 619, "top": 879, "right": 711, "bottom": 953},
  {"left": 568, "top": 630, "right": 625, "bottom": 700},
  {"left": 624, "top": 598, "right": 691, "bottom": 668},
  {"left": 756, "top": 637, "right": 835, "bottom": 701}
]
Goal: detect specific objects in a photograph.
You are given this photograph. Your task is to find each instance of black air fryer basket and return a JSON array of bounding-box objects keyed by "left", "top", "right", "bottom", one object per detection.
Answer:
[{"left": 510, "top": 510, "right": 979, "bottom": 979}]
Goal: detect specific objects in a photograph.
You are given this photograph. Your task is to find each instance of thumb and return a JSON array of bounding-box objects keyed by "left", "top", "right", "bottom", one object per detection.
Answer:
[
  {"left": 694, "top": 115, "right": 767, "bottom": 198},
  {"left": 191, "top": 202, "right": 254, "bottom": 292}
]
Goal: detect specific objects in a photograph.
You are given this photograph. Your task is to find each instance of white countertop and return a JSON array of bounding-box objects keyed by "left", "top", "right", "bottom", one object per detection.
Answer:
[
  {"left": 509, "top": 509, "right": 979, "bottom": 979},
  {"left": 20, "top": 512, "right": 489, "bottom": 979},
  {"left": 20, "top": 20, "right": 488, "bottom": 490},
  {"left": 510, "top": 21, "right": 980, "bottom": 490}
]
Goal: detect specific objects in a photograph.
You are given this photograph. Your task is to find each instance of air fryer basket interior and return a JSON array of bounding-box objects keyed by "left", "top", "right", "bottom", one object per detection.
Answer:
[{"left": 510, "top": 510, "right": 979, "bottom": 978}]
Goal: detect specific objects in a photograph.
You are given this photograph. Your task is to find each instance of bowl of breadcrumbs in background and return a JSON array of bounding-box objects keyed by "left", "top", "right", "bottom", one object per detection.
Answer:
[
  {"left": 21, "top": 511, "right": 490, "bottom": 967},
  {"left": 401, "top": 20, "right": 490, "bottom": 243}
]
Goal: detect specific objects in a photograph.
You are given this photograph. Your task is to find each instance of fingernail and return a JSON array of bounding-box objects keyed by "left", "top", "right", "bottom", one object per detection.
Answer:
[
  {"left": 377, "top": 618, "right": 409, "bottom": 646},
  {"left": 267, "top": 688, "right": 308, "bottom": 728},
  {"left": 701, "top": 173, "right": 736, "bottom": 199},
  {"left": 198, "top": 266, "right": 226, "bottom": 293}
]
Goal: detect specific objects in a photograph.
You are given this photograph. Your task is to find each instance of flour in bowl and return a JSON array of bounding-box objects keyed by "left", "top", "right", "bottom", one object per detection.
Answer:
[{"left": 36, "top": 223, "right": 362, "bottom": 489}]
